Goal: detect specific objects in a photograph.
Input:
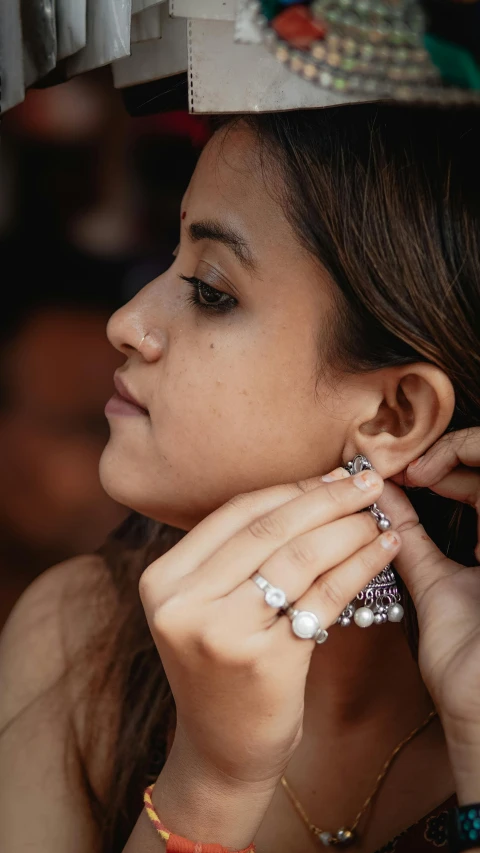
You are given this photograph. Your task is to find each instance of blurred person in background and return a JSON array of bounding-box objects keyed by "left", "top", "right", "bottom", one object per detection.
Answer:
[
  {"left": 0, "top": 70, "right": 206, "bottom": 295},
  {"left": 0, "top": 72, "right": 204, "bottom": 626},
  {"left": 0, "top": 293, "right": 128, "bottom": 628}
]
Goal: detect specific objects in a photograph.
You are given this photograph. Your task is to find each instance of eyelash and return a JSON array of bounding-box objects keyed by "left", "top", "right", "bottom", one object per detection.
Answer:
[{"left": 179, "top": 275, "right": 238, "bottom": 314}]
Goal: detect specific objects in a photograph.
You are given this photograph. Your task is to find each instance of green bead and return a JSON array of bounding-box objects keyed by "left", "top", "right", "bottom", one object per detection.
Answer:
[
  {"left": 261, "top": 0, "right": 280, "bottom": 20},
  {"left": 424, "top": 34, "right": 480, "bottom": 91},
  {"left": 469, "top": 830, "right": 478, "bottom": 841},
  {"left": 468, "top": 809, "right": 478, "bottom": 820},
  {"left": 473, "top": 819, "right": 480, "bottom": 829}
]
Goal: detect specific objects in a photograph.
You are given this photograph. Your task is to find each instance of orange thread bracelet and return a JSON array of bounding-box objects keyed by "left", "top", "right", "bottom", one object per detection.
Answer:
[{"left": 143, "top": 785, "right": 256, "bottom": 853}]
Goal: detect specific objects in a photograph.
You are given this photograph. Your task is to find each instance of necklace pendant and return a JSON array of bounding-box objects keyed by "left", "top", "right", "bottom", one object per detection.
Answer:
[
  {"left": 333, "top": 828, "right": 356, "bottom": 846},
  {"left": 316, "top": 828, "right": 356, "bottom": 847}
]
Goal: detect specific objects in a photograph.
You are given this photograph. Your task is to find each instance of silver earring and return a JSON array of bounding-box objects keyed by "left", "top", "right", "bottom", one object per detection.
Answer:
[{"left": 336, "top": 454, "right": 404, "bottom": 628}]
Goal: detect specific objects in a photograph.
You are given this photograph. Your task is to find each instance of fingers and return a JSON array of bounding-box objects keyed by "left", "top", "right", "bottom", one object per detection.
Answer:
[
  {"left": 185, "top": 470, "right": 384, "bottom": 601},
  {"left": 406, "top": 428, "right": 480, "bottom": 488},
  {"left": 230, "top": 512, "right": 380, "bottom": 626},
  {"left": 407, "top": 465, "right": 480, "bottom": 553},
  {"left": 272, "top": 527, "right": 401, "bottom": 640},
  {"left": 379, "top": 481, "right": 458, "bottom": 604},
  {"left": 413, "top": 467, "right": 480, "bottom": 508},
  {"left": 141, "top": 476, "right": 328, "bottom": 594},
  {"left": 392, "top": 427, "right": 480, "bottom": 564}
]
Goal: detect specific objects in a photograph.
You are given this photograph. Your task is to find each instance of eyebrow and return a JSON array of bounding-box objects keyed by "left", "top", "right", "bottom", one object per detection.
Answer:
[{"left": 188, "top": 219, "right": 257, "bottom": 273}]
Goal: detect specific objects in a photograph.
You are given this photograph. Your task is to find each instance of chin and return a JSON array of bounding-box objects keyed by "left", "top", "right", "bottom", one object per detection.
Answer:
[
  {"left": 99, "top": 446, "right": 151, "bottom": 516},
  {"left": 99, "top": 446, "right": 195, "bottom": 531}
]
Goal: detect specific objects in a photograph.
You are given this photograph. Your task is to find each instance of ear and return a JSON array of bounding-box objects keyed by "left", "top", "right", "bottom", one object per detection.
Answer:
[{"left": 343, "top": 364, "right": 455, "bottom": 479}]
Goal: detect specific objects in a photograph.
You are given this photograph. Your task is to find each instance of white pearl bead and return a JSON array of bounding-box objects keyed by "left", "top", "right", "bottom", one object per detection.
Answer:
[
  {"left": 353, "top": 606, "right": 375, "bottom": 628},
  {"left": 292, "top": 611, "right": 319, "bottom": 639},
  {"left": 265, "top": 587, "right": 286, "bottom": 608},
  {"left": 387, "top": 603, "right": 404, "bottom": 623},
  {"left": 319, "top": 831, "right": 333, "bottom": 846},
  {"left": 377, "top": 517, "right": 391, "bottom": 531}
]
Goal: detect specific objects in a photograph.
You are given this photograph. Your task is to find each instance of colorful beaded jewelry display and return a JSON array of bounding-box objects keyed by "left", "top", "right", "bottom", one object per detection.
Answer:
[{"left": 248, "top": 0, "right": 480, "bottom": 105}]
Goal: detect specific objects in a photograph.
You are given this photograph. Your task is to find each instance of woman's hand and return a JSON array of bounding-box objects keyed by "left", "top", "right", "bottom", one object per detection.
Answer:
[
  {"left": 383, "top": 428, "right": 480, "bottom": 802},
  {"left": 139, "top": 470, "right": 400, "bottom": 792}
]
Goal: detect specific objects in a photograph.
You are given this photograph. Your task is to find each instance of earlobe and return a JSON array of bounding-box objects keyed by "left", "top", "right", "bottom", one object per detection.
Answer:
[{"left": 344, "top": 364, "right": 455, "bottom": 478}]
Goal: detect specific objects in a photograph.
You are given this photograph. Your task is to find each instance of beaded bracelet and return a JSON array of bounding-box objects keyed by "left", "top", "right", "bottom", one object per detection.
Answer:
[
  {"left": 448, "top": 804, "right": 480, "bottom": 852},
  {"left": 143, "top": 785, "right": 256, "bottom": 853}
]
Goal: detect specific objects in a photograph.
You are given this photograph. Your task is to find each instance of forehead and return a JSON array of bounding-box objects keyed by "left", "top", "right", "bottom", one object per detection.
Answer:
[{"left": 183, "top": 125, "right": 301, "bottom": 258}]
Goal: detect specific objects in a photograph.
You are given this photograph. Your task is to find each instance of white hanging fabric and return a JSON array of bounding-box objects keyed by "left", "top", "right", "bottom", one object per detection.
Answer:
[
  {"left": 67, "top": 0, "right": 132, "bottom": 76},
  {"left": 132, "top": 0, "right": 166, "bottom": 13},
  {"left": 21, "top": 0, "right": 57, "bottom": 87},
  {"left": 0, "top": 0, "right": 25, "bottom": 112},
  {"left": 112, "top": 3, "right": 186, "bottom": 88},
  {"left": 131, "top": 5, "right": 163, "bottom": 44},
  {"left": 56, "top": 0, "right": 87, "bottom": 60}
]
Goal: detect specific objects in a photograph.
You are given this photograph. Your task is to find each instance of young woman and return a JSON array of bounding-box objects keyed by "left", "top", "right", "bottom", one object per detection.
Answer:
[{"left": 1, "top": 103, "right": 480, "bottom": 853}]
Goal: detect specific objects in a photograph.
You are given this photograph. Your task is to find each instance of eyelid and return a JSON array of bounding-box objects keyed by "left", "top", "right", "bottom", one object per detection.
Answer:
[{"left": 197, "top": 260, "right": 240, "bottom": 298}]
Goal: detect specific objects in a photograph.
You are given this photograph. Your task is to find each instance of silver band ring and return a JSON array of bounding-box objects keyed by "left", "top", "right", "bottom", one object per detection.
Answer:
[
  {"left": 286, "top": 607, "right": 329, "bottom": 644},
  {"left": 251, "top": 573, "right": 290, "bottom": 610}
]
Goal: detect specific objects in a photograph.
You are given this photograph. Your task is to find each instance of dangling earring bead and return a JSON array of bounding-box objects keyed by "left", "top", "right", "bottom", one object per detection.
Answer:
[{"left": 337, "top": 455, "right": 404, "bottom": 628}]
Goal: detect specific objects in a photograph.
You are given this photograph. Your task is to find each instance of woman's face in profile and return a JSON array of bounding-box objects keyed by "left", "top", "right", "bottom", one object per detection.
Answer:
[{"left": 100, "top": 126, "right": 362, "bottom": 530}]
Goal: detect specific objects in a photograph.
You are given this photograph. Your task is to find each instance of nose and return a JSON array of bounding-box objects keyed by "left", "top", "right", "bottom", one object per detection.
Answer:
[{"left": 107, "top": 283, "right": 167, "bottom": 363}]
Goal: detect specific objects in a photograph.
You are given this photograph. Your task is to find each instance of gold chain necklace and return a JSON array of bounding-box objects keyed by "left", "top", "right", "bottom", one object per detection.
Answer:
[{"left": 280, "top": 708, "right": 438, "bottom": 848}]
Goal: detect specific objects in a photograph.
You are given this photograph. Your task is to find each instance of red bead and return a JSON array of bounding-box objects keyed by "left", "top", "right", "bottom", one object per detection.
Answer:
[{"left": 272, "top": 5, "right": 327, "bottom": 49}]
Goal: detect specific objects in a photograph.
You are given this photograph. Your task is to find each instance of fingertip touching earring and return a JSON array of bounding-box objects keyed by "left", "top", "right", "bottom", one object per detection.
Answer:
[{"left": 337, "top": 455, "right": 404, "bottom": 629}]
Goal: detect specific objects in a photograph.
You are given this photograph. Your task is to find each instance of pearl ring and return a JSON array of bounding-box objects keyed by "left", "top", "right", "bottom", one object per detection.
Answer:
[
  {"left": 251, "top": 573, "right": 290, "bottom": 610},
  {"left": 286, "top": 607, "right": 329, "bottom": 644}
]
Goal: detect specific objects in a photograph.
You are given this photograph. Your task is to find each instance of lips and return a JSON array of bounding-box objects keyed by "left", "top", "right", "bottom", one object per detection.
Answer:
[{"left": 113, "top": 374, "right": 149, "bottom": 414}]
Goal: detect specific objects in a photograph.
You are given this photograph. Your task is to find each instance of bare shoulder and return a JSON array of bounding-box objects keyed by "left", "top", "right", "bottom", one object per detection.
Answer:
[
  {"left": 0, "top": 554, "right": 114, "bottom": 725},
  {"left": 0, "top": 554, "right": 117, "bottom": 852}
]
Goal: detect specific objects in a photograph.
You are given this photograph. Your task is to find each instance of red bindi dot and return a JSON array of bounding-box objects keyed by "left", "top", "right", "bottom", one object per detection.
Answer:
[{"left": 181, "top": 211, "right": 187, "bottom": 220}]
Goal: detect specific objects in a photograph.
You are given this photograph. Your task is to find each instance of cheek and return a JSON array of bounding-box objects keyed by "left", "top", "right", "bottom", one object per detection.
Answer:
[
  {"left": 100, "top": 328, "right": 344, "bottom": 526},
  {"left": 154, "top": 340, "right": 318, "bottom": 467}
]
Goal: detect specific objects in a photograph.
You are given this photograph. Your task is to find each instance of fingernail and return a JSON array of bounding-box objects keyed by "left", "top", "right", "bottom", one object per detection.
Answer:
[
  {"left": 352, "top": 470, "right": 382, "bottom": 491},
  {"left": 321, "top": 467, "right": 350, "bottom": 483},
  {"left": 408, "top": 456, "right": 425, "bottom": 469},
  {"left": 380, "top": 530, "right": 401, "bottom": 550}
]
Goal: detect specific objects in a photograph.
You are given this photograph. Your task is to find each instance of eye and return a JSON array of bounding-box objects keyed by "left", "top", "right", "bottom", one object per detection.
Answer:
[{"left": 179, "top": 275, "right": 238, "bottom": 313}]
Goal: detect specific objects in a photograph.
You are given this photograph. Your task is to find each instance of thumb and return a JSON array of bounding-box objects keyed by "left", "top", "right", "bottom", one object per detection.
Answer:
[{"left": 380, "top": 481, "right": 457, "bottom": 604}]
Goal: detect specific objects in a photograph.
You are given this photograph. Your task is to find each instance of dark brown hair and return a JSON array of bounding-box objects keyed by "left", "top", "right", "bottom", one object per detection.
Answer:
[{"left": 78, "top": 104, "right": 480, "bottom": 850}]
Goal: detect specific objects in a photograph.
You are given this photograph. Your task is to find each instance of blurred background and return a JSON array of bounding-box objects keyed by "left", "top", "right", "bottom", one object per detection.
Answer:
[{"left": 0, "top": 69, "right": 208, "bottom": 629}]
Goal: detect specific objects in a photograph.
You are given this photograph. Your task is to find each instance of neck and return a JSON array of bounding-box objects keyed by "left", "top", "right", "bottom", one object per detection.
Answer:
[{"left": 303, "top": 622, "right": 433, "bottom": 739}]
